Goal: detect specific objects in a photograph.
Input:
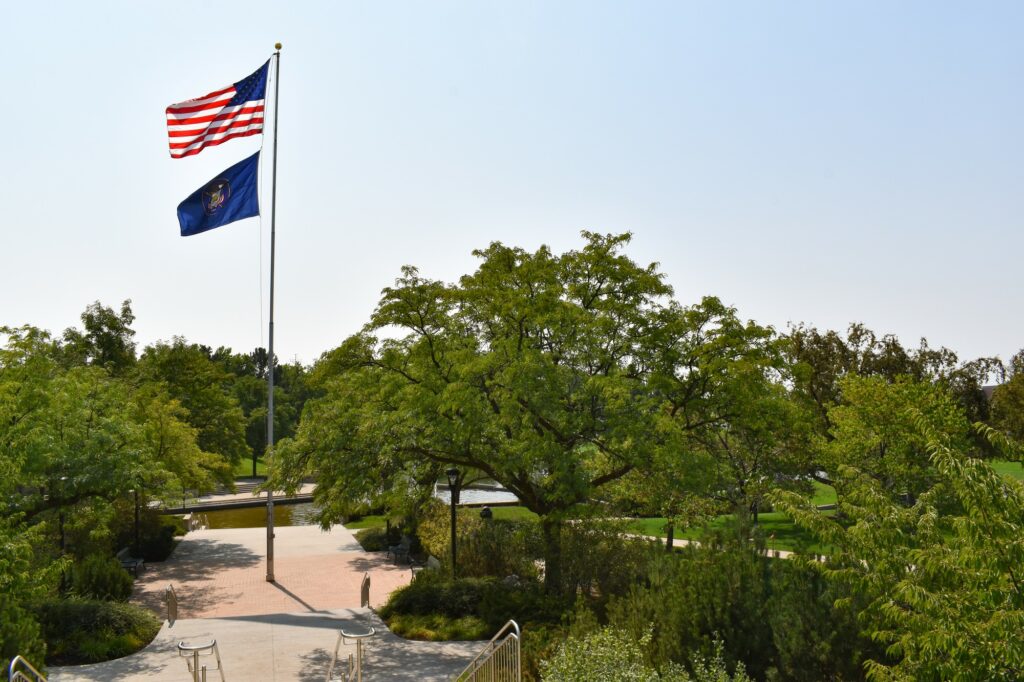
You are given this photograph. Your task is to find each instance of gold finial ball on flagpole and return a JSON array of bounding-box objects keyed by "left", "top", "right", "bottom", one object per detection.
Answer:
[{"left": 275, "top": 42, "right": 282, "bottom": 51}]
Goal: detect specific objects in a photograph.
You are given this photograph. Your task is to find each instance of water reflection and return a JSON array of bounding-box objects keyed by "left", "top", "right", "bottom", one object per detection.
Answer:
[
  {"left": 434, "top": 488, "right": 518, "bottom": 505},
  {"left": 203, "top": 502, "right": 319, "bottom": 529}
]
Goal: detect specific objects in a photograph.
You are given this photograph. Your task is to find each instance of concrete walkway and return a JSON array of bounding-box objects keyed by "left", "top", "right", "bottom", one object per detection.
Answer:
[
  {"left": 50, "top": 524, "right": 483, "bottom": 681},
  {"left": 49, "top": 608, "right": 481, "bottom": 682}
]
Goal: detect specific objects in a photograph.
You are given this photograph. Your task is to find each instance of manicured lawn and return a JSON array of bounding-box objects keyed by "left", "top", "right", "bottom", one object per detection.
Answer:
[
  {"left": 812, "top": 481, "right": 837, "bottom": 506},
  {"left": 992, "top": 459, "right": 1024, "bottom": 481},
  {"left": 234, "top": 457, "right": 268, "bottom": 477},
  {"left": 344, "top": 514, "right": 389, "bottom": 529},
  {"left": 490, "top": 505, "right": 539, "bottom": 522},
  {"left": 625, "top": 511, "right": 834, "bottom": 555}
]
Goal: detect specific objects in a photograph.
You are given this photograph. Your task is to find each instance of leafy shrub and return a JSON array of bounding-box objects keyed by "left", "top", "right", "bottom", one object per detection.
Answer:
[
  {"left": 379, "top": 572, "right": 493, "bottom": 620},
  {"left": 354, "top": 527, "right": 390, "bottom": 552},
  {"left": 541, "top": 628, "right": 752, "bottom": 682},
  {"left": 541, "top": 626, "right": 668, "bottom": 681},
  {"left": 71, "top": 555, "right": 133, "bottom": 602},
  {"left": 136, "top": 513, "right": 185, "bottom": 562},
  {"left": 29, "top": 599, "right": 160, "bottom": 665},
  {"left": 380, "top": 572, "right": 567, "bottom": 646},
  {"left": 522, "top": 623, "right": 569, "bottom": 682},
  {"left": 603, "top": 527, "right": 874, "bottom": 680},
  {"left": 0, "top": 595, "right": 45, "bottom": 678},
  {"left": 559, "top": 520, "right": 651, "bottom": 605}
]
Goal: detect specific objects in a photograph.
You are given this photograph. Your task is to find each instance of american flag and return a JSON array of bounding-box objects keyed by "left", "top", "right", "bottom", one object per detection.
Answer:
[{"left": 166, "top": 61, "right": 269, "bottom": 159}]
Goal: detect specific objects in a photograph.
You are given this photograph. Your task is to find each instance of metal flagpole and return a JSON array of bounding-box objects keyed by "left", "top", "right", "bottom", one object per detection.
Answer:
[{"left": 266, "top": 42, "right": 282, "bottom": 583}]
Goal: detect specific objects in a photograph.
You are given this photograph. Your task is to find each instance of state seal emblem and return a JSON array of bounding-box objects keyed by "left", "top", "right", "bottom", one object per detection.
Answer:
[{"left": 202, "top": 179, "right": 232, "bottom": 216}]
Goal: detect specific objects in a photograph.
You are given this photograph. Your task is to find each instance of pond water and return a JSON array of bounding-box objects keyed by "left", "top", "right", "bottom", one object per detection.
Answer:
[
  {"left": 434, "top": 488, "right": 519, "bottom": 505},
  {"left": 201, "top": 503, "right": 319, "bottom": 529},
  {"left": 199, "top": 487, "right": 520, "bottom": 529}
]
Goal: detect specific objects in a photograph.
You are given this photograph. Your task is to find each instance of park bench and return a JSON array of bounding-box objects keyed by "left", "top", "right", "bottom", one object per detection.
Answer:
[
  {"left": 410, "top": 555, "right": 441, "bottom": 577},
  {"left": 117, "top": 546, "right": 145, "bottom": 577},
  {"left": 387, "top": 535, "right": 413, "bottom": 564}
]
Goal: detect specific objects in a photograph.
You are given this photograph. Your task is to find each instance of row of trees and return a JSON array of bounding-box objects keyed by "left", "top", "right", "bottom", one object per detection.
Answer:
[
  {"left": 0, "top": 301, "right": 310, "bottom": 669},
  {"left": 268, "top": 232, "right": 1020, "bottom": 601}
]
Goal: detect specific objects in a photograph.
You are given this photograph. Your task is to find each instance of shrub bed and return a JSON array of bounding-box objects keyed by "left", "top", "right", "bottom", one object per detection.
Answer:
[
  {"left": 29, "top": 599, "right": 160, "bottom": 665},
  {"left": 354, "top": 527, "right": 390, "bottom": 552}
]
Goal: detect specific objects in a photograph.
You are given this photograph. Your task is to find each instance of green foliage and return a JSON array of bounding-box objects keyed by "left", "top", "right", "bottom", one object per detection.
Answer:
[
  {"left": 823, "top": 375, "right": 971, "bottom": 504},
  {"left": 272, "top": 232, "right": 692, "bottom": 593},
  {"left": 603, "top": 529, "right": 872, "bottom": 680},
  {"left": 385, "top": 613, "right": 490, "bottom": 641},
  {"left": 416, "top": 500, "right": 541, "bottom": 579},
  {"left": 991, "top": 350, "right": 1024, "bottom": 444},
  {"left": 136, "top": 513, "right": 182, "bottom": 562},
  {"left": 71, "top": 555, "right": 133, "bottom": 602},
  {"left": 541, "top": 627, "right": 667, "bottom": 681},
  {"left": 138, "top": 338, "right": 249, "bottom": 476},
  {"left": 380, "top": 572, "right": 567, "bottom": 637},
  {"left": 353, "top": 527, "right": 392, "bottom": 552},
  {"left": 30, "top": 599, "right": 160, "bottom": 665},
  {"left": 776, "top": 420, "right": 1024, "bottom": 680},
  {"left": 786, "top": 322, "right": 1001, "bottom": 433},
  {"left": 58, "top": 300, "right": 137, "bottom": 375},
  {"left": 0, "top": 595, "right": 45, "bottom": 678},
  {"left": 541, "top": 628, "right": 751, "bottom": 682},
  {"left": 558, "top": 520, "right": 651, "bottom": 605}
]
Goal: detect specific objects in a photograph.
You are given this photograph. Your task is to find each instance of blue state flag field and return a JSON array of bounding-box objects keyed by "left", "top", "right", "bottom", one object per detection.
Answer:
[{"left": 177, "top": 151, "right": 261, "bottom": 237}]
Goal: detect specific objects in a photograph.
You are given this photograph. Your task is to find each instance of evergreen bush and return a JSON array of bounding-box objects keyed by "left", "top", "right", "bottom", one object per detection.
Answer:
[{"left": 70, "top": 555, "right": 133, "bottom": 602}]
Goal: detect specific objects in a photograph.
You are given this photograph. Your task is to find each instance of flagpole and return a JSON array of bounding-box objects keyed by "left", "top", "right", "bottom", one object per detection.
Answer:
[{"left": 266, "top": 42, "right": 282, "bottom": 583}]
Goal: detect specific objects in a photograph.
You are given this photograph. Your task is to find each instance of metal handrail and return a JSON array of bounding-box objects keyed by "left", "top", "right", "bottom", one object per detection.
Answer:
[
  {"left": 178, "top": 639, "right": 225, "bottom": 682},
  {"left": 455, "top": 620, "right": 521, "bottom": 681},
  {"left": 326, "top": 626, "right": 375, "bottom": 682},
  {"left": 188, "top": 512, "right": 210, "bottom": 531},
  {"left": 360, "top": 572, "right": 370, "bottom": 608},
  {"left": 165, "top": 584, "right": 178, "bottom": 625},
  {"left": 8, "top": 655, "right": 46, "bottom": 682}
]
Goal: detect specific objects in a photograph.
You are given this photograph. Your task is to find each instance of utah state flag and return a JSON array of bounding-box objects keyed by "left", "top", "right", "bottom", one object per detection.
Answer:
[{"left": 177, "top": 151, "right": 260, "bottom": 237}]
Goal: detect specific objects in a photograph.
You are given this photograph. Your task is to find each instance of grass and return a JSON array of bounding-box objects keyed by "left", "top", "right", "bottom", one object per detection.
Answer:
[
  {"left": 385, "top": 612, "right": 491, "bottom": 640},
  {"left": 344, "top": 514, "right": 389, "bottom": 530},
  {"left": 625, "top": 511, "right": 835, "bottom": 555},
  {"left": 490, "top": 505, "right": 539, "bottom": 522},
  {"left": 353, "top": 527, "right": 389, "bottom": 551},
  {"left": 811, "top": 481, "right": 837, "bottom": 506},
  {"left": 992, "top": 459, "right": 1024, "bottom": 481},
  {"left": 234, "top": 457, "right": 267, "bottom": 478}
]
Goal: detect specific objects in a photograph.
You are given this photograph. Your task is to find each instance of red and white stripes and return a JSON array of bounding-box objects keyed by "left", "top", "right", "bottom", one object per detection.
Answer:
[{"left": 166, "top": 86, "right": 265, "bottom": 159}]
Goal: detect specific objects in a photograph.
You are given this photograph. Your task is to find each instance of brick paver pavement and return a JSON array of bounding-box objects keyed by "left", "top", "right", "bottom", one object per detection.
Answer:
[{"left": 132, "top": 524, "right": 413, "bottom": 618}]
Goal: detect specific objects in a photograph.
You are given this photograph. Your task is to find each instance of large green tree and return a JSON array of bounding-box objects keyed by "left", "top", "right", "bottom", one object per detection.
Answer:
[
  {"left": 137, "top": 339, "right": 249, "bottom": 481},
  {"left": 275, "top": 233, "right": 687, "bottom": 592},
  {"left": 58, "top": 300, "right": 138, "bottom": 375}
]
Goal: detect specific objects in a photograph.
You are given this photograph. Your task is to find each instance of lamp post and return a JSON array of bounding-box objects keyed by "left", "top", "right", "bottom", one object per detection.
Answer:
[
  {"left": 58, "top": 476, "right": 68, "bottom": 593},
  {"left": 130, "top": 488, "right": 140, "bottom": 556},
  {"left": 446, "top": 467, "right": 459, "bottom": 579}
]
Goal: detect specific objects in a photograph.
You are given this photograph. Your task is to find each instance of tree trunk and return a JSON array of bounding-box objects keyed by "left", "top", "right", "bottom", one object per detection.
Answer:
[
  {"left": 665, "top": 523, "right": 674, "bottom": 552},
  {"left": 541, "top": 517, "right": 562, "bottom": 594}
]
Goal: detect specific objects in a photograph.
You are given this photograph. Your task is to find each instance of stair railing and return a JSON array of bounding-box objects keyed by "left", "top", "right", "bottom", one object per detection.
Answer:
[
  {"left": 326, "top": 627, "right": 375, "bottom": 682},
  {"left": 454, "top": 620, "right": 521, "bottom": 682},
  {"left": 178, "top": 639, "right": 225, "bottom": 682},
  {"left": 8, "top": 655, "right": 46, "bottom": 682}
]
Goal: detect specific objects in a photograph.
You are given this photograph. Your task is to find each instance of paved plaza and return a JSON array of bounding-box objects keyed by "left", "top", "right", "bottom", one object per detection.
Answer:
[
  {"left": 49, "top": 523, "right": 483, "bottom": 681},
  {"left": 132, "top": 524, "right": 411, "bottom": 617}
]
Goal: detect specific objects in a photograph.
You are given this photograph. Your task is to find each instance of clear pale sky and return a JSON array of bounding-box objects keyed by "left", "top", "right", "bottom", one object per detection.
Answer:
[{"left": 2, "top": 2, "right": 1021, "bottom": 365}]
